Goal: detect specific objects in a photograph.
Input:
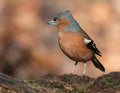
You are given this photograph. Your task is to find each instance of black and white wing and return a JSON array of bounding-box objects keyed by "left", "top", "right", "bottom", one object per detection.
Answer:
[{"left": 84, "top": 38, "right": 102, "bottom": 56}]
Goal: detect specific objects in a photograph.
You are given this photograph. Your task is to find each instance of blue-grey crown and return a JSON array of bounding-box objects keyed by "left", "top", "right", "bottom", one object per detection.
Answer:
[{"left": 56, "top": 10, "right": 81, "bottom": 32}]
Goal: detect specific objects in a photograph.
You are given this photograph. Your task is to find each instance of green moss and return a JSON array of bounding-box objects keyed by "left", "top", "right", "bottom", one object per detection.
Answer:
[
  {"left": 102, "top": 75, "right": 113, "bottom": 84},
  {"left": 24, "top": 80, "right": 42, "bottom": 86},
  {"left": 43, "top": 80, "right": 84, "bottom": 92},
  {"left": 100, "top": 75, "right": 120, "bottom": 89},
  {"left": 47, "top": 81, "right": 65, "bottom": 89},
  {"left": 113, "top": 85, "right": 120, "bottom": 89}
]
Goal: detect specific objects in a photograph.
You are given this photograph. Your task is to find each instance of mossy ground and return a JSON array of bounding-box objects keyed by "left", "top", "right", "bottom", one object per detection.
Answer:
[
  {"left": 23, "top": 72, "right": 120, "bottom": 93},
  {"left": 0, "top": 72, "right": 119, "bottom": 93}
]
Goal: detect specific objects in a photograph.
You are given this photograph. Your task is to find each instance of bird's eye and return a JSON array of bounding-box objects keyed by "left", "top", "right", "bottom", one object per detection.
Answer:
[{"left": 53, "top": 17, "right": 58, "bottom": 21}]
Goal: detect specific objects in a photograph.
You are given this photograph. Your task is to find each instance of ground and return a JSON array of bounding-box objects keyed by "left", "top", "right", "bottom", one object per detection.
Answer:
[{"left": 0, "top": 72, "right": 120, "bottom": 93}]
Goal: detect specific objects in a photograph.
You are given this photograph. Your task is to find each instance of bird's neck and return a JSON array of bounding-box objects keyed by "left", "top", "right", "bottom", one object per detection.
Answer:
[{"left": 57, "top": 22, "right": 81, "bottom": 37}]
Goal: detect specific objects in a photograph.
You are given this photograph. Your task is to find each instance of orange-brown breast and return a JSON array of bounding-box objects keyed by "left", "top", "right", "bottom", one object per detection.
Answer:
[{"left": 58, "top": 31, "right": 94, "bottom": 62}]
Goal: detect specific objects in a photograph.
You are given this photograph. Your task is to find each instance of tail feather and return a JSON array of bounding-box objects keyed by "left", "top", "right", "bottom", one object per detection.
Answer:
[{"left": 91, "top": 57, "right": 105, "bottom": 72}]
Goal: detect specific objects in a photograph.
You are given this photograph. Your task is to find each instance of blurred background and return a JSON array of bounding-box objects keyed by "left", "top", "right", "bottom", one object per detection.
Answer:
[{"left": 0, "top": 0, "right": 120, "bottom": 79}]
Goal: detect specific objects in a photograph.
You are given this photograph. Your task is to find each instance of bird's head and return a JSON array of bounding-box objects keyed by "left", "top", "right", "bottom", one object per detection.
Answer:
[
  {"left": 48, "top": 10, "right": 80, "bottom": 32},
  {"left": 48, "top": 10, "right": 72, "bottom": 27}
]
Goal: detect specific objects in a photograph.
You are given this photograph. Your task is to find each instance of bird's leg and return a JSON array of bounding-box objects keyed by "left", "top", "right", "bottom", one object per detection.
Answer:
[
  {"left": 82, "top": 63, "right": 87, "bottom": 76},
  {"left": 71, "top": 61, "right": 78, "bottom": 74}
]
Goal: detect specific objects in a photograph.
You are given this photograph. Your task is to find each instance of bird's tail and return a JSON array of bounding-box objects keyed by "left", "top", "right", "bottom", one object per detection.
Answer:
[{"left": 91, "top": 56, "right": 105, "bottom": 72}]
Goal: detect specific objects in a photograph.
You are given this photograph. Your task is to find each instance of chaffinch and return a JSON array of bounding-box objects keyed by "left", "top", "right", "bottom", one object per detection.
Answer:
[{"left": 48, "top": 10, "right": 105, "bottom": 75}]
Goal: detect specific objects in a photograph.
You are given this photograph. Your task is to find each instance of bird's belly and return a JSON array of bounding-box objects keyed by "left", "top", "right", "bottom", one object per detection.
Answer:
[{"left": 59, "top": 37, "right": 93, "bottom": 62}]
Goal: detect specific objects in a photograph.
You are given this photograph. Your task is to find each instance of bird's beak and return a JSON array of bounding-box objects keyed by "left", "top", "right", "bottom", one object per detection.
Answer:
[{"left": 47, "top": 20, "right": 57, "bottom": 25}]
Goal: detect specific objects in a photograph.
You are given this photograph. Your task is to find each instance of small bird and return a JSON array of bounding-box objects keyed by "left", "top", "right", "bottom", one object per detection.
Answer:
[{"left": 48, "top": 10, "right": 105, "bottom": 75}]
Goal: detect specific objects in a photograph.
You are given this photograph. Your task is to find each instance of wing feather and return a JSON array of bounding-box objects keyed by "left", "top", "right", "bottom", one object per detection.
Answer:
[{"left": 84, "top": 38, "right": 102, "bottom": 56}]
